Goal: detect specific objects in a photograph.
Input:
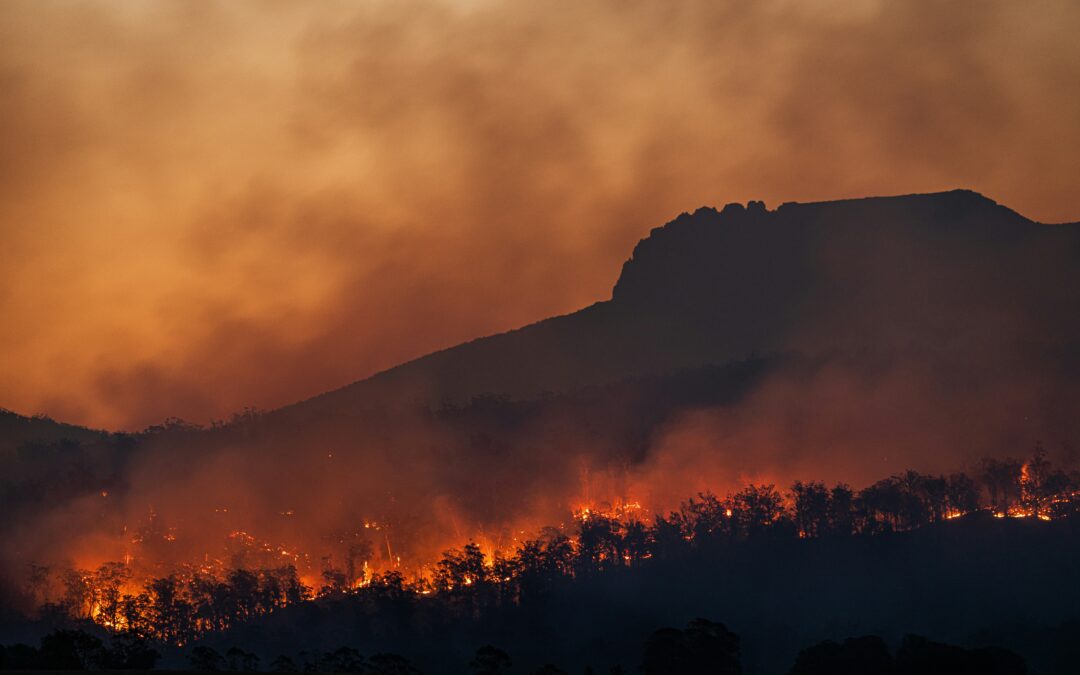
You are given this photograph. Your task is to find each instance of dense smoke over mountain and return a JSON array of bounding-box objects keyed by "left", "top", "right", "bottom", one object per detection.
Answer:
[
  {"left": 3, "top": 191, "right": 1079, "bottom": 612},
  {"left": 1, "top": 0, "right": 1079, "bottom": 429}
]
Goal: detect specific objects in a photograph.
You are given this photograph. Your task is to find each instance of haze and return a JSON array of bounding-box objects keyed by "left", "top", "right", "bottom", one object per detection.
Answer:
[{"left": 2, "top": 0, "right": 1078, "bottom": 429}]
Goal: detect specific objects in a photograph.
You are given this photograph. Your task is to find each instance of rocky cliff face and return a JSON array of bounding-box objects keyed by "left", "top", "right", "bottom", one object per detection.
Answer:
[{"left": 612, "top": 190, "right": 1032, "bottom": 306}]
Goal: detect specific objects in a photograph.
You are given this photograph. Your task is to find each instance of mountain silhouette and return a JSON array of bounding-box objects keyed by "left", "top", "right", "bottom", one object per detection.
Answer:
[
  {"left": 276, "top": 189, "right": 1080, "bottom": 423},
  {"left": 6, "top": 188, "right": 1079, "bottom": 501},
  {"left": 5, "top": 190, "right": 1080, "bottom": 664}
]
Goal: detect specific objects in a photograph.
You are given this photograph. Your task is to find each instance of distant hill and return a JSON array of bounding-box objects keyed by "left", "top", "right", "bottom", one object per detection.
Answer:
[
  {"left": 5, "top": 189, "right": 1079, "bottom": 523},
  {"left": 277, "top": 189, "right": 1080, "bottom": 424},
  {"left": 0, "top": 408, "right": 105, "bottom": 453}
]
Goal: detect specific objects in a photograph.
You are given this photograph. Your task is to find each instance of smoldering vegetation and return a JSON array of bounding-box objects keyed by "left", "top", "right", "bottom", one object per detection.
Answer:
[
  {"left": 3, "top": 350, "right": 1079, "bottom": 609},
  {"left": 162, "top": 516, "right": 1080, "bottom": 675},
  {"left": 5, "top": 460, "right": 1080, "bottom": 674},
  {"left": 0, "top": 357, "right": 770, "bottom": 599}
]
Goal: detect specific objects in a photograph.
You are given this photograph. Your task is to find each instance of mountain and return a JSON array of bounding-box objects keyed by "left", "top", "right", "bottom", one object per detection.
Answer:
[
  {"left": 0, "top": 408, "right": 106, "bottom": 453},
  {"left": 277, "top": 189, "right": 1080, "bottom": 423},
  {"left": 4, "top": 189, "right": 1080, "bottom": 654},
  {"left": 6, "top": 188, "right": 1079, "bottom": 546}
]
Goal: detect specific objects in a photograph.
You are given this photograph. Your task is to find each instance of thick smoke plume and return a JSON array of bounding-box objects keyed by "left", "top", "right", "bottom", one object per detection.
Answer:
[{"left": 1, "top": 0, "right": 1079, "bottom": 429}]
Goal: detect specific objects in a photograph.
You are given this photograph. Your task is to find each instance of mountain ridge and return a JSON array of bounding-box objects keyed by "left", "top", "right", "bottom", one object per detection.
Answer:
[
  {"left": 3, "top": 189, "right": 1076, "bottom": 431},
  {"left": 274, "top": 188, "right": 1080, "bottom": 424}
]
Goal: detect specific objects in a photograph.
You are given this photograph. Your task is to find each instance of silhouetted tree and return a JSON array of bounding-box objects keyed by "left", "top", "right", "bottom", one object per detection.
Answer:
[
  {"left": 981, "top": 458, "right": 1023, "bottom": 514},
  {"left": 118, "top": 590, "right": 153, "bottom": 638},
  {"left": 61, "top": 569, "right": 93, "bottom": 619},
  {"left": 946, "top": 473, "right": 980, "bottom": 515},
  {"left": 39, "top": 629, "right": 106, "bottom": 670},
  {"left": 826, "top": 484, "right": 856, "bottom": 536},
  {"left": 26, "top": 563, "right": 51, "bottom": 607},
  {"left": 732, "top": 484, "right": 784, "bottom": 539},
  {"left": 651, "top": 514, "right": 690, "bottom": 559},
  {"left": 858, "top": 478, "right": 906, "bottom": 533},
  {"left": 226, "top": 568, "right": 261, "bottom": 621},
  {"left": 190, "top": 645, "right": 226, "bottom": 671},
  {"left": 435, "top": 542, "right": 488, "bottom": 591},
  {"left": 919, "top": 474, "right": 949, "bottom": 522},
  {"left": 516, "top": 531, "right": 574, "bottom": 600},
  {"left": 642, "top": 618, "right": 740, "bottom": 675},
  {"left": 270, "top": 654, "right": 299, "bottom": 672},
  {"left": 227, "top": 646, "right": 261, "bottom": 671},
  {"left": 896, "top": 634, "right": 1024, "bottom": 675},
  {"left": 320, "top": 565, "right": 350, "bottom": 595},
  {"left": 93, "top": 561, "right": 130, "bottom": 628},
  {"left": 677, "top": 492, "right": 731, "bottom": 544},
  {"left": 368, "top": 652, "right": 422, "bottom": 675},
  {"left": 104, "top": 632, "right": 160, "bottom": 670},
  {"left": 323, "top": 646, "right": 365, "bottom": 672},
  {"left": 470, "top": 645, "right": 512, "bottom": 675},
  {"left": 1, "top": 643, "right": 42, "bottom": 670},
  {"left": 623, "top": 519, "right": 652, "bottom": 563},
  {"left": 148, "top": 575, "right": 195, "bottom": 643},
  {"left": 792, "top": 481, "right": 830, "bottom": 538},
  {"left": 577, "top": 514, "right": 623, "bottom": 572},
  {"left": 299, "top": 649, "right": 322, "bottom": 673},
  {"left": 342, "top": 536, "right": 374, "bottom": 588},
  {"left": 789, "top": 635, "right": 893, "bottom": 675}
]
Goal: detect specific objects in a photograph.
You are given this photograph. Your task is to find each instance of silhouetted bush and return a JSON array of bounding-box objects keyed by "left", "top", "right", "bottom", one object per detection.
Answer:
[
  {"left": 789, "top": 635, "right": 893, "bottom": 675},
  {"left": 470, "top": 645, "right": 512, "bottom": 675},
  {"left": 895, "top": 635, "right": 1024, "bottom": 675},
  {"left": 642, "top": 618, "right": 740, "bottom": 675},
  {"left": 190, "top": 645, "right": 226, "bottom": 671}
]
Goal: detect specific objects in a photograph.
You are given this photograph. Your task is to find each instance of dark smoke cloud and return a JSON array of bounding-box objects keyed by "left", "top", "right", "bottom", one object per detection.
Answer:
[{"left": 1, "top": 0, "right": 1078, "bottom": 432}]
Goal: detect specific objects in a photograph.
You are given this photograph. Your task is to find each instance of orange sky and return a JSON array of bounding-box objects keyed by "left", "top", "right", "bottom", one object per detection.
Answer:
[{"left": 1, "top": 0, "right": 1078, "bottom": 430}]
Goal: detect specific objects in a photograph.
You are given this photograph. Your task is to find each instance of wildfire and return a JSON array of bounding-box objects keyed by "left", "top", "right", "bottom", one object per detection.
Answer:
[
  {"left": 573, "top": 499, "right": 645, "bottom": 523},
  {"left": 27, "top": 454, "right": 1080, "bottom": 646}
]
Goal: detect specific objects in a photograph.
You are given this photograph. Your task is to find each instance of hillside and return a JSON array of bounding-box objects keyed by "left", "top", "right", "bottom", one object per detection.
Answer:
[
  {"left": 277, "top": 190, "right": 1080, "bottom": 424},
  {"left": 0, "top": 408, "right": 106, "bottom": 453}
]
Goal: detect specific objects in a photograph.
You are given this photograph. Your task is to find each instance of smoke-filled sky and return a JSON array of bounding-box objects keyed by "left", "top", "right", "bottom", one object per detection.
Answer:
[{"left": 2, "top": 0, "right": 1078, "bottom": 430}]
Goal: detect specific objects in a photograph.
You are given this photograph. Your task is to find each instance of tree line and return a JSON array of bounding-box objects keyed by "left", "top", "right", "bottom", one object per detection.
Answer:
[
  {"left": 23, "top": 447, "right": 1080, "bottom": 646},
  {"left": 0, "top": 621, "right": 1031, "bottom": 674}
]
